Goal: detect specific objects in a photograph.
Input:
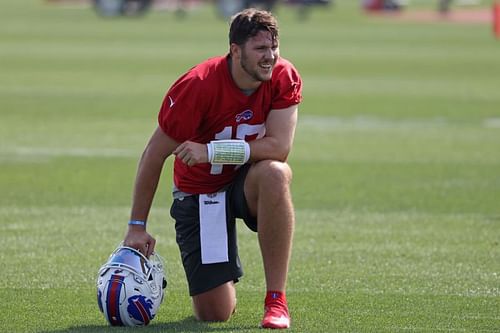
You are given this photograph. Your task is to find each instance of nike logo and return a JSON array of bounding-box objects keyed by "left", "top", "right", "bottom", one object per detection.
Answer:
[{"left": 168, "top": 96, "right": 175, "bottom": 108}]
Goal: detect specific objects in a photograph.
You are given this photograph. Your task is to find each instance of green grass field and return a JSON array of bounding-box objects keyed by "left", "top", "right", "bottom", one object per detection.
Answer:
[{"left": 1, "top": 0, "right": 500, "bottom": 332}]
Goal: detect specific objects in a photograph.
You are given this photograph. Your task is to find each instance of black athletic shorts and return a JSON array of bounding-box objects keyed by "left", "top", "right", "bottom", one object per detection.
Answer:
[{"left": 170, "top": 164, "right": 258, "bottom": 296}]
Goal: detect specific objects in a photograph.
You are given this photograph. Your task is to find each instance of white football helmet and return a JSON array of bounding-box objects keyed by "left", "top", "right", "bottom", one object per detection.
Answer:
[{"left": 96, "top": 246, "right": 167, "bottom": 326}]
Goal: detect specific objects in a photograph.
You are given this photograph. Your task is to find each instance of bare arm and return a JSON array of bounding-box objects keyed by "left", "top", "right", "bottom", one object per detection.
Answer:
[
  {"left": 249, "top": 104, "right": 298, "bottom": 162},
  {"left": 173, "top": 104, "right": 299, "bottom": 167},
  {"left": 124, "top": 126, "right": 179, "bottom": 257}
]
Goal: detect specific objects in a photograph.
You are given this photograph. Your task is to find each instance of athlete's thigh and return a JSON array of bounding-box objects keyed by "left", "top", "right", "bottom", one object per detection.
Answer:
[{"left": 242, "top": 160, "right": 292, "bottom": 217}]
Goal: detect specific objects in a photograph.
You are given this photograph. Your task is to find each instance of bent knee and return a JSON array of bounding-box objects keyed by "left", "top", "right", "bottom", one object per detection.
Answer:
[
  {"left": 192, "top": 283, "right": 236, "bottom": 322},
  {"left": 254, "top": 160, "right": 293, "bottom": 185},
  {"left": 195, "top": 307, "right": 234, "bottom": 322}
]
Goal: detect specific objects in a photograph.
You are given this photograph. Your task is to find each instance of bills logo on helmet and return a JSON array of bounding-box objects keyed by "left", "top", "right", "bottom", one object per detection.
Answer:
[
  {"left": 127, "top": 295, "right": 154, "bottom": 325},
  {"left": 236, "top": 109, "right": 253, "bottom": 123}
]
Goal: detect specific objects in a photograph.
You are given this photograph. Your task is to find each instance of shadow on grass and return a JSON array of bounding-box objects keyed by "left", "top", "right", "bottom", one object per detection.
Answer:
[{"left": 40, "top": 316, "right": 254, "bottom": 332}]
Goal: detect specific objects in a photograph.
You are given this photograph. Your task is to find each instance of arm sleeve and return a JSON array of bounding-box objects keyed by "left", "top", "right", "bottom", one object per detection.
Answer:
[
  {"left": 158, "top": 73, "right": 203, "bottom": 143},
  {"left": 271, "top": 60, "right": 303, "bottom": 110}
]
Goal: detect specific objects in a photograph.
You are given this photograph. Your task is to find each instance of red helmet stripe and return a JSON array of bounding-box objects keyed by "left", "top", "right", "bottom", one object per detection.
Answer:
[{"left": 106, "top": 275, "right": 124, "bottom": 326}]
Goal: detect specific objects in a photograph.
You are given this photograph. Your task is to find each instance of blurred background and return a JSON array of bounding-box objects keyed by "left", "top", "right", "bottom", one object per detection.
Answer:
[{"left": 42, "top": 0, "right": 496, "bottom": 18}]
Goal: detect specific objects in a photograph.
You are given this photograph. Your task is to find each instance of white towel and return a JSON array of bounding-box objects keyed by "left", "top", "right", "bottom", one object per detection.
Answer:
[{"left": 199, "top": 192, "right": 228, "bottom": 264}]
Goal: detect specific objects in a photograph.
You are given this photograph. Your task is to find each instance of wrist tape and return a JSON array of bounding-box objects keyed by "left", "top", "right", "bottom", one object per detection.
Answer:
[{"left": 207, "top": 140, "right": 250, "bottom": 165}]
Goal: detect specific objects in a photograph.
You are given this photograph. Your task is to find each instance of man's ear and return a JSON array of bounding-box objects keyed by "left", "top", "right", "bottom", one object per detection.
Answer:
[{"left": 230, "top": 43, "right": 241, "bottom": 60}]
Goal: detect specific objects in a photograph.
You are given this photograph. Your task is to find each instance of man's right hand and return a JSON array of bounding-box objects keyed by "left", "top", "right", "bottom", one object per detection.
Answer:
[{"left": 123, "top": 225, "right": 156, "bottom": 258}]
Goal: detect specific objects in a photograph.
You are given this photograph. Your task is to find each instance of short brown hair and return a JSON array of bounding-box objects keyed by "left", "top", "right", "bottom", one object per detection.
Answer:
[{"left": 229, "top": 8, "right": 279, "bottom": 46}]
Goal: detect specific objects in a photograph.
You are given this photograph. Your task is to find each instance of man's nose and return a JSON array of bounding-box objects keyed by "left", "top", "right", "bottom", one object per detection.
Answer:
[{"left": 265, "top": 48, "right": 276, "bottom": 60}]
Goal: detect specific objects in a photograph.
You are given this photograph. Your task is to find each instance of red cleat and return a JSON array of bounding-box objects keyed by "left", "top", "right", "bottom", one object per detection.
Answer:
[{"left": 261, "top": 291, "right": 290, "bottom": 329}]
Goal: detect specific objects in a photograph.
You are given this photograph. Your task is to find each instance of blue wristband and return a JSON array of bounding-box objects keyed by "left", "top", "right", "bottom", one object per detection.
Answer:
[{"left": 128, "top": 220, "right": 146, "bottom": 227}]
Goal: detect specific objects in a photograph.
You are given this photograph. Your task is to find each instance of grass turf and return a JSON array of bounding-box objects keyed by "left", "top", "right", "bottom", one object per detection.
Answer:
[{"left": 1, "top": 0, "right": 499, "bottom": 332}]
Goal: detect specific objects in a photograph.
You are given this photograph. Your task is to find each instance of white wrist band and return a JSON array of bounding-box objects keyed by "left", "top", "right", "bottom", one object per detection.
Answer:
[
  {"left": 206, "top": 143, "right": 213, "bottom": 163},
  {"left": 207, "top": 140, "right": 250, "bottom": 165}
]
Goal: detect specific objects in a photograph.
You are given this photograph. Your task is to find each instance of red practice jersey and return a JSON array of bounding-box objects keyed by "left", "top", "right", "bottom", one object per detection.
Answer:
[{"left": 158, "top": 55, "right": 302, "bottom": 194}]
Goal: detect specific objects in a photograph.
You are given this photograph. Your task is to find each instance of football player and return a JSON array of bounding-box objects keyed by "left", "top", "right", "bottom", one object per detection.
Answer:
[{"left": 123, "top": 8, "right": 302, "bottom": 329}]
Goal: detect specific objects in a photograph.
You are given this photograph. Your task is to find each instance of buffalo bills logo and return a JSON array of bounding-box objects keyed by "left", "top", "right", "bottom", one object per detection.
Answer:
[
  {"left": 236, "top": 109, "right": 253, "bottom": 123},
  {"left": 127, "top": 295, "right": 154, "bottom": 325}
]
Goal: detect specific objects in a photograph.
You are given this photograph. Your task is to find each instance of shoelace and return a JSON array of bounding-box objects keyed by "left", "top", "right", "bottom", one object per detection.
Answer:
[{"left": 265, "top": 297, "right": 289, "bottom": 316}]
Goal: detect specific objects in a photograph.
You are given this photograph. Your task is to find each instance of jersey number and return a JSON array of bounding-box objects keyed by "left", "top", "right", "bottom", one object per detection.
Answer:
[{"left": 210, "top": 123, "right": 265, "bottom": 175}]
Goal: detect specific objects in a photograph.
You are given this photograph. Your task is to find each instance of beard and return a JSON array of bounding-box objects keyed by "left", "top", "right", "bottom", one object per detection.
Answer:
[{"left": 240, "top": 49, "right": 276, "bottom": 82}]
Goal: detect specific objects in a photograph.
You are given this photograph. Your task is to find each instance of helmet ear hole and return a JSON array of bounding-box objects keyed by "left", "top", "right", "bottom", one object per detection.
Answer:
[{"left": 133, "top": 274, "right": 144, "bottom": 284}]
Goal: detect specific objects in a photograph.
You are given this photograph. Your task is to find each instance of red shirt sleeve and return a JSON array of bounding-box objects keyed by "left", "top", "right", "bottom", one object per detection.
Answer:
[
  {"left": 271, "top": 59, "right": 303, "bottom": 110},
  {"left": 158, "top": 72, "right": 203, "bottom": 143}
]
